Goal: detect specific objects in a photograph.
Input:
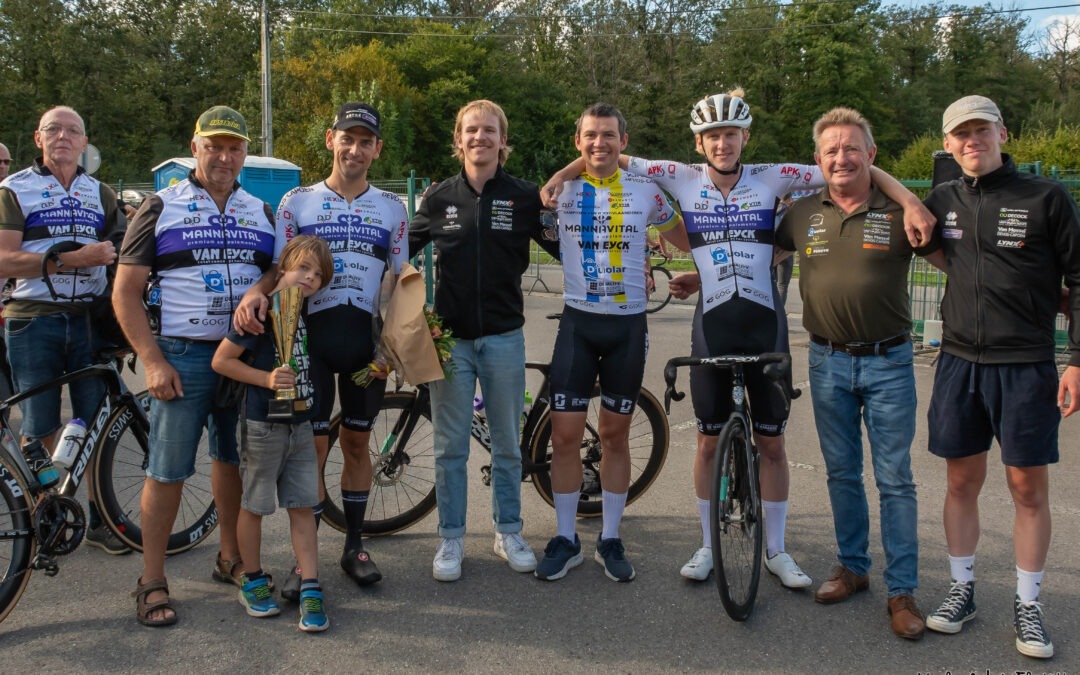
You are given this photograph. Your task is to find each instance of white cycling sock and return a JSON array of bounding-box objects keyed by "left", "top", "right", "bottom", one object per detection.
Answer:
[
  {"left": 1017, "top": 566, "right": 1044, "bottom": 603},
  {"left": 697, "top": 497, "right": 711, "bottom": 548},
  {"left": 762, "top": 499, "right": 787, "bottom": 558},
  {"left": 601, "top": 490, "right": 627, "bottom": 540},
  {"left": 554, "top": 491, "right": 579, "bottom": 542},
  {"left": 949, "top": 554, "right": 975, "bottom": 583}
]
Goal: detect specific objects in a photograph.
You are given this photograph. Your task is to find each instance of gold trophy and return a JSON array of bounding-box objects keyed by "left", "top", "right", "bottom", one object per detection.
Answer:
[{"left": 267, "top": 286, "right": 304, "bottom": 421}]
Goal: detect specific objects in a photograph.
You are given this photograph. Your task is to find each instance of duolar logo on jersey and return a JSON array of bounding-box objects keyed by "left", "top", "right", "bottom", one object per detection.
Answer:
[
  {"left": 711, "top": 248, "right": 729, "bottom": 264},
  {"left": 203, "top": 270, "right": 226, "bottom": 293}
]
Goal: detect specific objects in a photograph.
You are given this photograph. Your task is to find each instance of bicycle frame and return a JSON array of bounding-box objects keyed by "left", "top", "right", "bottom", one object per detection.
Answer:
[{"left": 0, "top": 360, "right": 147, "bottom": 497}]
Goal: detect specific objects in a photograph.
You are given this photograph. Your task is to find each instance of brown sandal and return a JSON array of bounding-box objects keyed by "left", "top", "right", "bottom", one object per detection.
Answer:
[
  {"left": 212, "top": 553, "right": 273, "bottom": 589},
  {"left": 132, "top": 577, "right": 177, "bottom": 627}
]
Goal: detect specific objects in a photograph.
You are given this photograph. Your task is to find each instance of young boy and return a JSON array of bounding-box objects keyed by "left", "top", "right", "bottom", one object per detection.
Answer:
[{"left": 212, "top": 235, "right": 334, "bottom": 633}]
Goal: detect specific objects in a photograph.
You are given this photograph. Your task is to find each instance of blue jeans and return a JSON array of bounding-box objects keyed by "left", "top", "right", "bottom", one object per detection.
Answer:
[
  {"left": 147, "top": 337, "right": 239, "bottom": 483},
  {"left": 429, "top": 329, "right": 525, "bottom": 538},
  {"left": 4, "top": 312, "right": 103, "bottom": 439},
  {"left": 808, "top": 339, "right": 918, "bottom": 596}
]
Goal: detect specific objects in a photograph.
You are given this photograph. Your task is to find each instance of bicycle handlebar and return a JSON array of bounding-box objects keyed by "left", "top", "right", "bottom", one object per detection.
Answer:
[{"left": 662, "top": 352, "right": 801, "bottom": 414}]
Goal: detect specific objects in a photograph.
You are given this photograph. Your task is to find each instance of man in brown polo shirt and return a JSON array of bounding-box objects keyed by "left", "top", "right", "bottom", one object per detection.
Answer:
[{"left": 775, "top": 107, "right": 929, "bottom": 640}]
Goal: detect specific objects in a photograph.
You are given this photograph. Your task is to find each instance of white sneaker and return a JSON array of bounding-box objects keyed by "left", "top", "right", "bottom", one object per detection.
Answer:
[
  {"left": 764, "top": 551, "right": 812, "bottom": 589},
  {"left": 494, "top": 532, "right": 537, "bottom": 573},
  {"left": 433, "top": 537, "right": 464, "bottom": 582},
  {"left": 680, "top": 547, "right": 713, "bottom": 581}
]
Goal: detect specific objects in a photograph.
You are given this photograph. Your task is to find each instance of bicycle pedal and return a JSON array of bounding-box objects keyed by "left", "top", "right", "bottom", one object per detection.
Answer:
[{"left": 32, "top": 554, "right": 60, "bottom": 576}]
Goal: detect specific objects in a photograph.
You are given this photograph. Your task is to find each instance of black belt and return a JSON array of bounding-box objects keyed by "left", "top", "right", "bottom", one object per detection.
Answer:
[
  {"left": 809, "top": 333, "right": 910, "bottom": 357},
  {"left": 160, "top": 335, "right": 221, "bottom": 346}
]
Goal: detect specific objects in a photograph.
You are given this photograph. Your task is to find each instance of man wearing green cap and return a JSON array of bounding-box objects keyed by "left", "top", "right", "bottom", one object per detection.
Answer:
[{"left": 114, "top": 105, "right": 277, "bottom": 626}]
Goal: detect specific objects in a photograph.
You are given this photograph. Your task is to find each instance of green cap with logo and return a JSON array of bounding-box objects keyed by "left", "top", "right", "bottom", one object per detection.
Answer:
[{"left": 194, "top": 105, "right": 250, "bottom": 142}]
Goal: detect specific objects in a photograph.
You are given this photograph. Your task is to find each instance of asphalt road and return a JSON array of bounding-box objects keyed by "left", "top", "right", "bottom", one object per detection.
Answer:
[{"left": 1, "top": 287, "right": 1078, "bottom": 674}]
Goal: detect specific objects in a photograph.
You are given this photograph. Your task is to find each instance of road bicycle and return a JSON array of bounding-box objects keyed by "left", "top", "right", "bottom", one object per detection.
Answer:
[
  {"left": 319, "top": 357, "right": 670, "bottom": 535},
  {"left": 663, "top": 352, "right": 799, "bottom": 621},
  {"left": 646, "top": 252, "right": 673, "bottom": 314},
  {"left": 0, "top": 350, "right": 217, "bottom": 625}
]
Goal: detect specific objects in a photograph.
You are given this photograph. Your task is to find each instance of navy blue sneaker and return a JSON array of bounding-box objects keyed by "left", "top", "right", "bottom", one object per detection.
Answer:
[
  {"left": 534, "top": 535, "right": 584, "bottom": 581},
  {"left": 594, "top": 535, "right": 635, "bottom": 582}
]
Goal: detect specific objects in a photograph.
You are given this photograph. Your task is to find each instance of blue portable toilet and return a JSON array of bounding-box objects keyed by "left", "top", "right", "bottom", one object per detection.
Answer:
[{"left": 152, "top": 156, "right": 302, "bottom": 207}]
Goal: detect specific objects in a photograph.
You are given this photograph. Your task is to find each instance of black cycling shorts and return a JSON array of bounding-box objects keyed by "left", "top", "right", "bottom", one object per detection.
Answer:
[
  {"left": 689, "top": 304, "right": 791, "bottom": 437},
  {"left": 307, "top": 305, "right": 387, "bottom": 434},
  {"left": 548, "top": 306, "right": 647, "bottom": 414},
  {"left": 928, "top": 353, "right": 1060, "bottom": 467}
]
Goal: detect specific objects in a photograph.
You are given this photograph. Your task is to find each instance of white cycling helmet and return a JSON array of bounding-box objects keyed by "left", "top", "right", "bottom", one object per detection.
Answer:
[{"left": 689, "top": 93, "right": 752, "bottom": 133}]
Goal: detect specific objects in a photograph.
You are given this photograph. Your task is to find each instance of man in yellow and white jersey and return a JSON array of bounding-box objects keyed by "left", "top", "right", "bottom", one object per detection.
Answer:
[{"left": 535, "top": 103, "right": 686, "bottom": 582}]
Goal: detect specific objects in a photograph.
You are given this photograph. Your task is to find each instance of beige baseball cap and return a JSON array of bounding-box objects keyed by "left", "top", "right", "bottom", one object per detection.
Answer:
[{"left": 942, "top": 95, "right": 1002, "bottom": 134}]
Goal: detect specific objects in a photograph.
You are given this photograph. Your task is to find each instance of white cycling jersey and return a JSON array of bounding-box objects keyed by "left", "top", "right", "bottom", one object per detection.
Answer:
[
  {"left": 275, "top": 181, "right": 409, "bottom": 316},
  {"left": 556, "top": 170, "right": 676, "bottom": 315},
  {"left": 626, "top": 157, "right": 822, "bottom": 354}
]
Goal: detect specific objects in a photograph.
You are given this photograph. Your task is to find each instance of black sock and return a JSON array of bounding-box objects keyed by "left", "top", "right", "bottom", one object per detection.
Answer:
[
  {"left": 88, "top": 501, "right": 102, "bottom": 530},
  {"left": 300, "top": 578, "right": 320, "bottom": 592},
  {"left": 245, "top": 568, "right": 266, "bottom": 583},
  {"left": 341, "top": 490, "right": 369, "bottom": 550}
]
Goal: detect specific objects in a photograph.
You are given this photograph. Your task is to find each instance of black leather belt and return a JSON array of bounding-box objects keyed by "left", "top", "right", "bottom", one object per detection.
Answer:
[{"left": 809, "top": 333, "right": 910, "bottom": 357}]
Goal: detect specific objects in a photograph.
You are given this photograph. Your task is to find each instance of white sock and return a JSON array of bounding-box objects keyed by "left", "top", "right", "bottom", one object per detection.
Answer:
[
  {"left": 601, "top": 490, "right": 627, "bottom": 540},
  {"left": 697, "top": 497, "right": 711, "bottom": 548},
  {"left": 762, "top": 499, "right": 787, "bottom": 558},
  {"left": 949, "top": 554, "right": 975, "bottom": 583},
  {"left": 1017, "top": 566, "right": 1044, "bottom": 603},
  {"left": 553, "top": 491, "right": 579, "bottom": 542}
]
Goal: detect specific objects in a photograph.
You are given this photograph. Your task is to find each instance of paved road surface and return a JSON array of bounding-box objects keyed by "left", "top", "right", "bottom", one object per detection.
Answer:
[{"left": 1, "top": 291, "right": 1077, "bottom": 673}]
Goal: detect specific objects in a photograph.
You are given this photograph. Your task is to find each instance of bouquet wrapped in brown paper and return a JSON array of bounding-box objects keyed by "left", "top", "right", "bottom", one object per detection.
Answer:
[{"left": 352, "top": 263, "right": 454, "bottom": 387}]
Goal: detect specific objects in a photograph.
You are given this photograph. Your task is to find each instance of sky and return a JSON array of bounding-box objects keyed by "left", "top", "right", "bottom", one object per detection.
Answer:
[{"left": 909, "top": 0, "right": 1080, "bottom": 47}]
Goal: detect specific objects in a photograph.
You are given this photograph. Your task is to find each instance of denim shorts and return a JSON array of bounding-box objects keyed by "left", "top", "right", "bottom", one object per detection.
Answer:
[
  {"left": 239, "top": 419, "right": 318, "bottom": 515},
  {"left": 147, "top": 337, "right": 239, "bottom": 483},
  {"left": 928, "top": 353, "right": 1060, "bottom": 467},
  {"left": 4, "top": 312, "right": 104, "bottom": 439}
]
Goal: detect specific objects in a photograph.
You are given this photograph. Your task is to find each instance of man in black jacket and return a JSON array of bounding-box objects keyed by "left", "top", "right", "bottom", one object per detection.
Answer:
[
  {"left": 920, "top": 95, "right": 1080, "bottom": 660},
  {"left": 409, "top": 100, "right": 559, "bottom": 582}
]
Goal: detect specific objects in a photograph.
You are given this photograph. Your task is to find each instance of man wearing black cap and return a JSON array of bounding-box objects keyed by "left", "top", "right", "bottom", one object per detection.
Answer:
[
  {"left": 919, "top": 94, "right": 1080, "bottom": 659},
  {"left": 237, "top": 102, "right": 408, "bottom": 596},
  {"left": 115, "top": 105, "right": 276, "bottom": 626}
]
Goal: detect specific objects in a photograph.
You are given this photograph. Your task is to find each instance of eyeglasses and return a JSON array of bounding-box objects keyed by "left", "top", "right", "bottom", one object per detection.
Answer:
[
  {"left": 38, "top": 125, "right": 85, "bottom": 137},
  {"left": 0, "top": 160, "right": 11, "bottom": 165}
]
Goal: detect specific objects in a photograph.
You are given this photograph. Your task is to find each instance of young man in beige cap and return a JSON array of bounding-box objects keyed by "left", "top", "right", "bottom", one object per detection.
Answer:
[
  {"left": 919, "top": 94, "right": 1080, "bottom": 659},
  {"left": 114, "top": 105, "right": 276, "bottom": 626}
]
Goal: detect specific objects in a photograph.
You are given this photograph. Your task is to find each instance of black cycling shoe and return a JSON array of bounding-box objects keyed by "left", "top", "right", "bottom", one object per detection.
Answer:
[
  {"left": 340, "top": 548, "right": 382, "bottom": 586},
  {"left": 280, "top": 565, "right": 302, "bottom": 602}
]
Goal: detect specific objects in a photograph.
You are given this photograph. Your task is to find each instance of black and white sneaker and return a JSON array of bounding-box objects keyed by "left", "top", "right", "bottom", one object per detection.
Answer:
[
  {"left": 1014, "top": 596, "right": 1053, "bottom": 659},
  {"left": 926, "top": 580, "right": 976, "bottom": 634}
]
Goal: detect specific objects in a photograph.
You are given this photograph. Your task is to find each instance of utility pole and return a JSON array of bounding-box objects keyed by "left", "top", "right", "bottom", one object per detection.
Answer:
[{"left": 260, "top": 0, "right": 273, "bottom": 156}]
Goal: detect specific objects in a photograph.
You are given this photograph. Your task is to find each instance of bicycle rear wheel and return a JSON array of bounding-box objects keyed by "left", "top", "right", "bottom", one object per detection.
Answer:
[
  {"left": 711, "top": 415, "right": 762, "bottom": 621},
  {"left": 0, "top": 452, "right": 35, "bottom": 624},
  {"left": 646, "top": 266, "right": 673, "bottom": 314},
  {"left": 321, "top": 392, "right": 438, "bottom": 536},
  {"left": 93, "top": 395, "right": 218, "bottom": 554},
  {"left": 530, "top": 386, "right": 669, "bottom": 516}
]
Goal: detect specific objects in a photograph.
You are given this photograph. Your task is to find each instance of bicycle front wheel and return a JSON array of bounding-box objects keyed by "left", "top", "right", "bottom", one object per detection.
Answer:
[
  {"left": 321, "top": 392, "right": 438, "bottom": 536},
  {"left": 0, "top": 452, "right": 35, "bottom": 624},
  {"left": 530, "top": 386, "right": 669, "bottom": 517},
  {"left": 646, "top": 266, "right": 673, "bottom": 314},
  {"left": 93, "top": 396, "right": 218, "bottom": 554},
  {"left": 711, "top": 415, "right": 762, "bottom": 621}
]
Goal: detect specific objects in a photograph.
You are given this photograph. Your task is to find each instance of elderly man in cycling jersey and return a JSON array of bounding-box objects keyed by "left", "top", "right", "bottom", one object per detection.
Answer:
[
  {"left": 545, "top": 90, "right": 933, "bottom": 589},
  {"left": 534, "top": 103, "right": 686, "bottom": 583},
  {"left": 0, "top": 105, "right": 126, "bottom": 553},
  {"left": 114, "top": 106, "right": 276, "bottom": 626}
]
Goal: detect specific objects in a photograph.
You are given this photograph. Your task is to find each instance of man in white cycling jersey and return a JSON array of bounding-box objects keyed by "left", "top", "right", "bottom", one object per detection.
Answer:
[
  {"left": 534, "top": 103, "right": 686, "bottom": 583},
  {"left": 236, "top": 102, "right": 408, "bottom": 597},
  {"left": 545, "top": 89, "right": 933, "bottom": 588}
]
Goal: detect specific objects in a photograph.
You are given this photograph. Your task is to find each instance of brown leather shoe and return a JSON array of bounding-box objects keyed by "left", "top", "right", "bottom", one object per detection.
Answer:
[
  {"left": 813, "top": 565, "right": 869, "bottom": 604},
  {"left": 887, "top": 594, "right": 926, "bottom": 640}
]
